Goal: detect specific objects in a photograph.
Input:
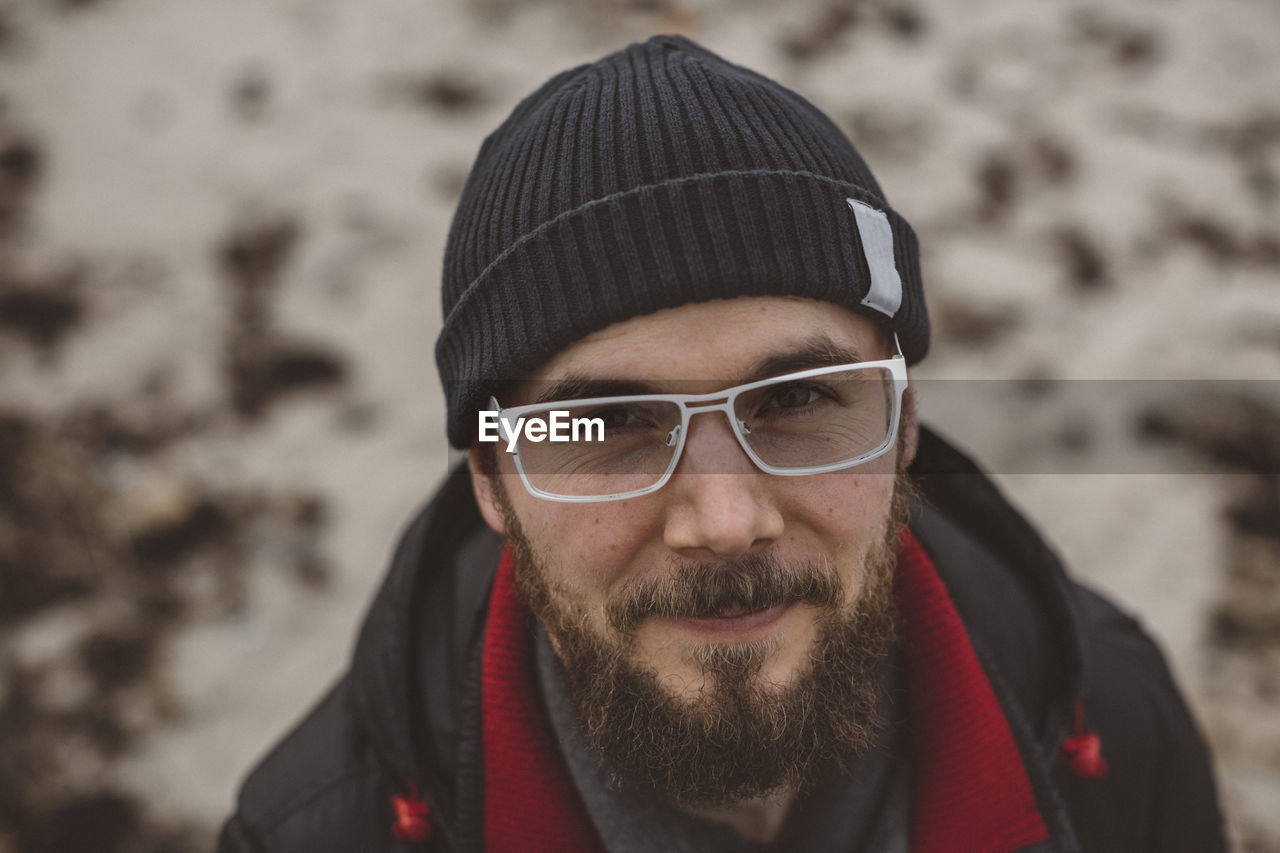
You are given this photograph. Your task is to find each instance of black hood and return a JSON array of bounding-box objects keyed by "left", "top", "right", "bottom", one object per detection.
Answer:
[{"left": 349, "top": 464, "right": 502, "bottom": 847}]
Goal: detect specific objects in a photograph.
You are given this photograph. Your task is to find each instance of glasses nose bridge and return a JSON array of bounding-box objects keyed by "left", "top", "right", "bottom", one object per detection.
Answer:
[
  {"left": 672, "top": 395, "right": 756, "bottom": 470},
  {"left": 681, "top": 393, "right": 738, "bottom": 428}
]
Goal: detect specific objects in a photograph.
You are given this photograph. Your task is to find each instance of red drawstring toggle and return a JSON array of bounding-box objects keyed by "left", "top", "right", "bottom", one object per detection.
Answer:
[
  {"left": 391, "top": 783, "right": 433, "bottom": 843},
  {"left": 1059, "top": 702, "right": 1108, "bottom": 778}
]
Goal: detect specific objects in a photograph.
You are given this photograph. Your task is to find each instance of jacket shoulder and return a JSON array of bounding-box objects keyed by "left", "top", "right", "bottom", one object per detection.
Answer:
[
  {"left": 218, "top": 677, "right": 399, "bottom": 852},
  {"left": 1060, "top": 582, "right": 1227, "bottom": 853}
]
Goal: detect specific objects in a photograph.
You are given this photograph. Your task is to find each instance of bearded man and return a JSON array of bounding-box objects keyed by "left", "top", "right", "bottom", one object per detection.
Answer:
[{"left": 219, "top": 35, "right": 1226, "bottom": 853}]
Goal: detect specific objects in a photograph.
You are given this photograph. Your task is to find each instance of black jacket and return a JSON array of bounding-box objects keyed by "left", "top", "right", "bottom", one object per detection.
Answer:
[{"left": 218, "top": 427, "right": 1227, "bottom": 852}]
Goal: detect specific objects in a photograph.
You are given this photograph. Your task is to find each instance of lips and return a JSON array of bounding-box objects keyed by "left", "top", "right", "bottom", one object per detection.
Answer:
[{"left": 670, "top": 603, "right": 791, "bottom": 641}]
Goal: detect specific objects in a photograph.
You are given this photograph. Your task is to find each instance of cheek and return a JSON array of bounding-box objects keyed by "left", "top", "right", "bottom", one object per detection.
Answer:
[
  {"left": 519, "top": 502, "right": 660, "bottom": 598},
  {"left": 795, "top": 470, "right": 898, "bottom": 566},
  {"left": 807, "top": 470, "right": 896, "bottom": 525}
]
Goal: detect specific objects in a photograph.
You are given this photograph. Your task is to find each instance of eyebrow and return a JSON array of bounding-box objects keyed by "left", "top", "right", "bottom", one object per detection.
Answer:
[
  {"left": 744, "top": 337, "right": 867, "bottom": 384},
  {"left": 529, "top": 334, "right": 870, "bottom": 405},
  {"left": 531, "top": 377, "right": 658, "bottom": 405}
]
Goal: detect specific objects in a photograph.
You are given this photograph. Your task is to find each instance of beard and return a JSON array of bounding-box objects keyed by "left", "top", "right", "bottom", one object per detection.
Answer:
[{"left": 495, "top": 475, "right": 911, "bottom": 809}]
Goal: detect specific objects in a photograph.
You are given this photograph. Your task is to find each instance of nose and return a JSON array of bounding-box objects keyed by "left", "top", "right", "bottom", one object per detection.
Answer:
[{"left": 662, "top": 410, "right": 784, "bottom": 557}]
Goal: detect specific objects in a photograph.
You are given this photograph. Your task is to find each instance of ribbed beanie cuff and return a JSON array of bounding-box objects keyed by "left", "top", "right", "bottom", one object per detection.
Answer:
[{"left": 437, "top": 36, "right": 929, "bottom": 448}]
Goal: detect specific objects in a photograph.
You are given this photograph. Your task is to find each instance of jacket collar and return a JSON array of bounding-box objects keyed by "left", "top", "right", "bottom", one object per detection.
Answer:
[
  {"left": 910, "top": 425, "right": 1083, "bottom": 750},
  {"left": 349, "top": 464, "right": 501, "bottom": 847}
]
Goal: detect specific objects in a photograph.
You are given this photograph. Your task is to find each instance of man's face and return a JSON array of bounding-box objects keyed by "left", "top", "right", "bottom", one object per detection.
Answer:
[{"left": 470, "top": 296, "right": 916, "bottom": 804}]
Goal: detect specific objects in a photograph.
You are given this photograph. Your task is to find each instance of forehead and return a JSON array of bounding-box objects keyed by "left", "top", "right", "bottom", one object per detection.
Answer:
[{"left": 526, "top": 296, "right": 887, "bottom": 387}]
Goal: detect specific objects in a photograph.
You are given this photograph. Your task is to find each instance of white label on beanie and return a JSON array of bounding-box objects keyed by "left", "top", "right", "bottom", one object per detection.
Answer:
[{"left": 846, "top": 198, "right": 903, "bottom": 318}]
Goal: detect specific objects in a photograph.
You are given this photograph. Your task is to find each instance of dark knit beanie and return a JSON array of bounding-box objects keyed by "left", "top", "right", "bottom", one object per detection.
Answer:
[{"left": 437, "top": 34, "right": 928, "bottom": 448}]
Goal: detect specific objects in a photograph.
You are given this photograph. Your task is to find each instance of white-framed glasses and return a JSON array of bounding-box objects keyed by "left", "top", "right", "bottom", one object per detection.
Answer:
[{"left": 488, "top": 339, "right": 908, "bottom": 502}]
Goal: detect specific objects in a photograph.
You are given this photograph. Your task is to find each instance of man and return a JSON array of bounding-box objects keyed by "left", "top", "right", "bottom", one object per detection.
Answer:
[{"left": 219, "top": 35, "right": 1226, "bottom": 852}]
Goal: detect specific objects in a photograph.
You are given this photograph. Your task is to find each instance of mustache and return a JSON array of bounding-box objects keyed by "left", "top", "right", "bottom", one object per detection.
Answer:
[{"left": 605, "top": 554, "right": 844, "bottom": 632}]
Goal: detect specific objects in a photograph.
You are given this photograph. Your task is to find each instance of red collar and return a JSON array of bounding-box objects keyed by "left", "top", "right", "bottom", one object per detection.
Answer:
[
  {"left": 481, "top": 531, "right": 1048, "bottom": 852},
  {"left": 895, "top": 529, "right": 1049, "bottom": 851}
]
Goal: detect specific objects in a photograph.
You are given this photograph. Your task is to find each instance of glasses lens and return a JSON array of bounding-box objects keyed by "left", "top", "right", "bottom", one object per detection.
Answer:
[
  {"left": 512, "top": 400, "right": 683, "bottom": 498},
  {"left": 735, "top": 366, "right": 895, "bottom": 469}
]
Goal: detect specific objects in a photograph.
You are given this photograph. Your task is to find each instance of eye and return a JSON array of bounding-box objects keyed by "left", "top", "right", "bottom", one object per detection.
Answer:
[
  {"left": 581, "top": 402, "right": 666, "bottom": 431},
  {"left": 594, "top": 405, "right": 636, "bottom": 430},
  {"left": 767, "top": 382, "right": 822, "bottom": 410}
]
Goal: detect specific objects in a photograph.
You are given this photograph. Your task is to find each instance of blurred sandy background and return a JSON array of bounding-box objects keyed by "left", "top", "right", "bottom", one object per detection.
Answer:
[{"left": 1, "top": 0, "right": 1277, "bottom": 850}]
